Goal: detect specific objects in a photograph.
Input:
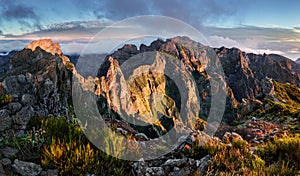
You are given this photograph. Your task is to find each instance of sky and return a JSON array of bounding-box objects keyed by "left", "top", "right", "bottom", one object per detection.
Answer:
[{"left": 0, "top": 0, "right": 300, "bottom": 59}]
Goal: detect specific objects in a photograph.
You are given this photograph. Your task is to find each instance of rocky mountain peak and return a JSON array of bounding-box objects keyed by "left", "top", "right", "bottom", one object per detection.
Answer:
[{"left": 25, "top": 39, "right": 62, "bottom": 56}]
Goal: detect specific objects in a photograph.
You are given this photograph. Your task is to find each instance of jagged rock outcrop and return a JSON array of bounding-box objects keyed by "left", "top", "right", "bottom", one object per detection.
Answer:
[
  {"left": 95, "top": 37, "right": 300, "bottom": 138},
  {"left": 96, "top": 37, "right": 238, "bottom": 138},
  {"left": 0, "top": 51, "right": 17, "bottom": 79},
  {"left": 0, "top": 40, "right": 73, "bottom": 136}
]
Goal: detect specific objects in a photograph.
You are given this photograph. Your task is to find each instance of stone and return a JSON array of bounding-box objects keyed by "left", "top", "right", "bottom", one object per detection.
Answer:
[
  {"left": 223, "top": 131, "right": 243, "bottom": 142},
  {"left": 38, "top": 79, "right": 54, "bottom": 98},
  {"left": 21, "top": 94, "right": 36, "bottom": 106},
  {"left": 7, "top": 102, "right": 22, "bottom": 114},
  {"left": 0, "top": 109, "right": 11, "bottom": 131},
  {"left": 146, "top": 167, "right": 164, "bottom": 176},
  {"left": 47, "top": 169, "right": 59, "bottom": 176},
  {"left": 116, "top": 127, "right": 128, "bottom": 135},
  {"left": 18, "top": 74, "right": 26, "bottom": 84},
  {"left": 1, "top": 158, "right": 12, "bottom": 174},
  {"left": 0, "top": 158, "right": 12, "bottom": 166},
  {"left": 163, "top": 158, "right": 188, "bottom": 167},
  {"left": 135, "top": 133, "right": 149, "bottom": 141},
  {"left": 0, "top": 164, "right": 5, "bottom": 175},
  {"left": 12, "top": 159, "right": 42, "bottom": 176},
  {"left": 0, "top": 147, "right": 19, "bottom": 158},
  {"left": 199, "top": 155, "right": 211, "bottom": 175},
  {"left": 231, "top": 132, "right": 243, "bottom": 141},
  {"left": 12, "top": 106, "right": 34, "bottom": 130}
]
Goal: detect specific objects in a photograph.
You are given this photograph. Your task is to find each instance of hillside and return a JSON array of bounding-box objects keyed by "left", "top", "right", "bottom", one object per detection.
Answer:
[{"left": 0, "top": 37, "right": 299, "bottom": 175}]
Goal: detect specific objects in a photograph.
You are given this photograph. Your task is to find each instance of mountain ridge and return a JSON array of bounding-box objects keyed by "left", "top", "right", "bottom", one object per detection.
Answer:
[{"left": 0, "top": 37, "right": 299, "bottom": 175}]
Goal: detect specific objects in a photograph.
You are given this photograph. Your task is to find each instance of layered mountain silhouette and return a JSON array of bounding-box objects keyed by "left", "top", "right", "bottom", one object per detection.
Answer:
[
  {"left": 0, "top": 37, "right": 299, "bottom": 139},
  {"left": 0, "top": 37, "right": 299, "bottom": 175}
]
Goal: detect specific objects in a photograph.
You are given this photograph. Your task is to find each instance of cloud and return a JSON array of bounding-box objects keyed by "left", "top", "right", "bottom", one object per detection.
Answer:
[
  {"left": 88, "top": 0, "right": 244, "bottom": 29},
  {"left": 1, "top": 16, "right": 300, "bottom": 60},
  {"left": 0, "top": 30, "right": 3, "bottom": 35},
  {"left": 0, "top": 40, "right": 29, "bottom": 51},
  {"left": 205, "top": 25, "right": 300, "bottom": 60},
  {"left": 0, "top": 0, "right": 40, "bottom": 31},
  {"left": 93, "top": 0, "right": 153, "bottom": 19}
]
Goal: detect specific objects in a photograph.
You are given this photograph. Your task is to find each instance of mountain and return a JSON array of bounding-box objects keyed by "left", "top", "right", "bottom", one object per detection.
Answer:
[
  {"left": 296, "top": 58, "right": 300, "bottom": 64},
  {"left": 96, "top": 37, "right": 300, "bottom": 126},
  {"left": 1, "top": 37, "right": 299, "bottom": 137},
  {"left": 0, "top": 39, "right": 73, "bottom": 136},
  {"left": 0, "top": 50, "right": 17, "bottom": 79},
  {"left": 0, "top": 37, "right": 299, "bottom": 175}
]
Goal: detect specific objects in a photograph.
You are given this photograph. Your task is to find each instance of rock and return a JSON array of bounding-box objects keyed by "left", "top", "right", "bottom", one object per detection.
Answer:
[
  {"left": 272, "top": 127, "right": 279, "bottom": 133},
  {"left": 177, "top": 135, "right": 189, "bottom": 143},
  {"left": 135, "top": 133, "right": 149, "bottom": 141},
  {"left": 239, "top": 98, "right": 263, "bottom": 116},
  {"left": 223, "top": 132, "right": 243, "bottom": 142},
  {"left": 38, "top": 79, "right": 54, "bottom": 98},
  {"left": 12, "top": 106, "right": 34, "bottom": 130},
  {"left": 0, "top": 158, "right": 12, "bottom": 166},
  {"left": 0, "top": 109, "right": 11, "bottom": 131},
  {"left": 12, "top": 159, "right": 42, "bottom": 176},
  {"left": 234, "top": 120, "right": 280, "bottom": 142},
  {"left": 260, "top": 77, "right": 275, "bottom": 97},
  {"left": 47, "top": 169, "right": 59, "bottom": 176},
  {"left": 18, "top": 74, "right": 26, "bottom": 84},
  {"left": 163, "top": 158, "right": 188, "bottom": 167},
  {"left": 169, "top": 167, "right": 191, "bottom": 176},
  {"left": 146, "top": 167, "right": 164, "bottom": 176},
  {"left": 231, "top": 132, "right": 243, "bottom": 140},
  {"left": 199, "top": 155, "right": 212, "bottom": 175},
  {"left": 251, "top": 116, "right": 256, "bottom": 122},
  {"left": 21, "top": 94, "right": 36, "bottom": 106},
  {"left": 25, "top": 39, "right": 63, "bottom": 56},
  {"left": 0, "top": 164, "right": 5, "bottom": 175},
  {"left": 0, "top": 147, "right": 19, "bottom": 158},
  {"left": 1, "top": 158, "right": 12, "bottom": 175},
  {"left": 116, "top": 127, "right": 128, "bottom": 135},
  {"left": 7, "top": 102, "right": 22, "bottom": 114}
]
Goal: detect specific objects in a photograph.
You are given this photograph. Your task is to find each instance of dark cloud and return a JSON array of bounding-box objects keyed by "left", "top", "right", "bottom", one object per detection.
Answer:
[
  {"left": 92, "top": 0, "right": 152, "bottom": 19},
  {"left": 0, "top": 29, "right": 3, "bottom": 35},
  {"left": 90, "top": 0, "right": 244, "bottom": 29},
  {"left": 0, "top": 0, "right": 41, "bottom": 31}
]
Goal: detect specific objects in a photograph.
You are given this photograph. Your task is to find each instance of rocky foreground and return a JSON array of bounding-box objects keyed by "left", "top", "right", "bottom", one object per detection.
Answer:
[{"left": 0, "top": 37, "right": 299, "bottom": 175}]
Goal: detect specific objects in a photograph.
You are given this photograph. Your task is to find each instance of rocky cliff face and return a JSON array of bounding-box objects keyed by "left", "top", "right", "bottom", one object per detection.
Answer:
[
  {"left": 96, "top": 37, "right": 300, "bottom": 136},
  {"left": 0, "top": 38, "right": 299, "bottom": 175},
  {"left": 0, "top": 40, "right": 73, "bottom": 136},
  {"left": 0, "top": 51, "right": 17, "bottom": 80},
  {"left": 1, "top": 37, "right": 300, "bottom": 138}
]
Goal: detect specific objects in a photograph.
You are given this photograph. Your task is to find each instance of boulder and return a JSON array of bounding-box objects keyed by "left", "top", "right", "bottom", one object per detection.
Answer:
[
  {"left": 0, "top": 147, "right": 19, "bottom": 158},
  {"left": 7, "top": 102, "right": 22, "bottom": 114},
  {"left": 0, "top": 109, "right": 11, "bottom": 132},
  {"left": 12, "top": 159, "right": 42, "bottom": 176},
  {"left": 12, "top": 106, "right": 34, "bottom": 130}
]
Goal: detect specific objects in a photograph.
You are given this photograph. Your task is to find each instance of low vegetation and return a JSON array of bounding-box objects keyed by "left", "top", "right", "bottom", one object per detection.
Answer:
[
  {"left": 0, "top": 93, "right": 13, "bottom": 106},
  {"left": 191, "top": 137, "right": 299, "bottom": 175},
  {"left": 0, "top": 116, "right": 133, "bottom": 175}
]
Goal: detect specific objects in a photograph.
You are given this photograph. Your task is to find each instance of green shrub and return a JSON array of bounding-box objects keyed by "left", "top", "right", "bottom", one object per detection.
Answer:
[
  {"left": 258, "top": 134, "right": 300, "bottom": 170},
  {"left": 0, "top": 94, "right": 12, "bottom": 106},
  {"left": 65, "top": 61, "right": 74, "bottom": 72},
  {"left": 39, "top": 116, "right": 133, "bottom": 175}
]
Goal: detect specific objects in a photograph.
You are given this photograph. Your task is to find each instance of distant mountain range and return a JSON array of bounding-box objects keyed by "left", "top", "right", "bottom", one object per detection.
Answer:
[
  {"left": 0, "top": 37, "right": 299, "bottom": 175},
  {"left": 1, "top": 37, "right": 300, "bottom": 133}
]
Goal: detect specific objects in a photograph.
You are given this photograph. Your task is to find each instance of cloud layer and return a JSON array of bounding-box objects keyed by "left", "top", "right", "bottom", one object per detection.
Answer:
[
  {"left": 0, "top": 0, "right": 299, "bottom": 60},
  {"left": 0, "top": 0, "right": 40, "bottom": 32}
]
